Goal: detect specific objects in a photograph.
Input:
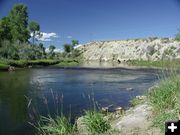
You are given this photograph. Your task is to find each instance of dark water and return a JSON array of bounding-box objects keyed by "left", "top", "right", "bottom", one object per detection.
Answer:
[{"left": 0, "top": 67, "right": 161, "bottom": 135}]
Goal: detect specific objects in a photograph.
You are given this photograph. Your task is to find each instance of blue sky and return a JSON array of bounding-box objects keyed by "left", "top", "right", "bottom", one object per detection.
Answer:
[{"left": 1, "top": 0, "right": 180, "bottom": 49}]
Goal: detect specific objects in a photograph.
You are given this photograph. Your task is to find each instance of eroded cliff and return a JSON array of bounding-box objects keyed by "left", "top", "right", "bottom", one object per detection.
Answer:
[{"left": 78, "top": 38, "right": 180, "bottom": 63}]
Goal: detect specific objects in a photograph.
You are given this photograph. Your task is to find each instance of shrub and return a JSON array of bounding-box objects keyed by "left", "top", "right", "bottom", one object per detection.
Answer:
[
  {"left": 64, "top": 44, "right": 72, "bottom": 53},
  {"left": 163, "top": 48, "right": 174, "bottom": 56}
]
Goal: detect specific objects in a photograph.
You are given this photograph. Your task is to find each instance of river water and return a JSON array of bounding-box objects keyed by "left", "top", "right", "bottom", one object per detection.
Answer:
[{"left": 0, "top": 67, "right": 161, "bottom": 135}]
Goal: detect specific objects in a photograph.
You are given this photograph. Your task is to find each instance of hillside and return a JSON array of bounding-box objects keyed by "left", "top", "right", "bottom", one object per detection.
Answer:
[{"left": 78, "top": 38, "right": 180, "bottom": 63}]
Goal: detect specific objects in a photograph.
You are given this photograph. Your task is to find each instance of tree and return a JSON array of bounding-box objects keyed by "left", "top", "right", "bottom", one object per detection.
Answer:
[
  {"left": 0, "top": 40, "right": 19, "bottom": 59},
  {"left": 64, "top": 44, "right": 72, "bottom": 53},
  {"left": 48, "top": 45, "right": 56, "bottom": 59},
  {"left": 0, "top": 17, "right": 12, "bottom": 44},
  {"left": 49, "top": 45, "right": 56, "bottom": 53},
  {"left": 29, "top": 21, "right": 40, "bottom": 44},
  {"left": 9, "top": 3, "right": 30, "bottom": 43},
  {"left": 38, "top": 43, "right": 46, "bottom": 58},
  {"left": 71, "top": 40, "right": 79, "bottom": 48}
]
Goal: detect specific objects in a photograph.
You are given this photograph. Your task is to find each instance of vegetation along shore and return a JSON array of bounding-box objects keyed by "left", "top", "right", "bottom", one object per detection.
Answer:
[{"left": 0, "top": 2, "right": 180, "bottom": 135}]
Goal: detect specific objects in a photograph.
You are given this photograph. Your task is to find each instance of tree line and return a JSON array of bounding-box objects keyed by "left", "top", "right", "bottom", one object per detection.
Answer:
[{"left": 0, "top": 3, "right": 81, "bottom": 61}]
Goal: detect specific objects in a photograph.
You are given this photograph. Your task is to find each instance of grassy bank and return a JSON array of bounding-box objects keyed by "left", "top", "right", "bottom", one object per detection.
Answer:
[
  {"left": 127, "top": 60, "right": 180, "bottom": 68},
  {"left": 147, "top": 75, "right": 180, "bottom": 133},
  {"left": 0, "top": 59, "right": 59, "bottom": 68},
  {"left": 36, "top": 110, "right": 118, "bottom": 135},
  {"left": 0, "top": 58, "right": 81, "bottom": 70},
  {"left": 0, "top": 63, "right": 9, "bottom": 70},
  {"left": 7, "top": 59, "right": 60, "bottom": 67},
  {"left": 55, "top": 58, "right": 81, "bottom": 67}
]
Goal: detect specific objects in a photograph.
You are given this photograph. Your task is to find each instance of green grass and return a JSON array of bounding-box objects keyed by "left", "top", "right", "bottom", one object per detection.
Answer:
[
  {"left": 83, "top": 110, "right": 111, "bottom": 135},
  {"left": 0, "top": 63, "right": 9, "bottom": 70},
  {"left": 36, "top": 116, "right": 76, "bottom": 135},
  {"left": 129, "top": 97, "right": 145, "bottom": 107},
  {"left": 55, "top": 58, "right": 80, "bottom": 67},
  {"left": 0, "top": 59, "right": 60, "bottom": 68},
  {"left": 147, "top": 75, "right": 180, "bottom": 132},
  {"left": 127, "top": 60, "right": 180, "bottom": 68},
  {"left": 8, "top": 59, "right": 59, "bottom": 67},
  {"left": 0, "top": 58, "right": 81, "bottom": 69}
]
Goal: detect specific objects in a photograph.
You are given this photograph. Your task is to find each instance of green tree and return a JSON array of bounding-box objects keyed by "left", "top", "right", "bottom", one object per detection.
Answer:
[
  {"left": 71, "top": 40, "right": 79, "bottom": 48},
  {"left": 29, "top": 21, "right": 40, "bottom": 44},
  {"left": 0, "top": 40, "right": 19, "bottom": 59},
  {"left": 0, "top": 17, "right": 12, "bottom": 44},
  {"left": 64, "top": 44, "right": 72, "bottom": 53},
  {"left": 9, "top": 3, "right": 30, "bottom": 43},
  {"left": 38, "top": 43, "right": 46, "bottom": 58},
  {"left": 48, "top": 45, "right": 56, "bottom": 59},
  {"left": 49, "top": 45, "right": 56, "bottom": 53}
]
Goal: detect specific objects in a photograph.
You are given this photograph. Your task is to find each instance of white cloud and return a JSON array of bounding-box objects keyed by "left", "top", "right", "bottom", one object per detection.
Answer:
[
  {"left": 54, "top": 48, "right": 63, "bottom": 53},
  {"left": 67, "top": 36, "right": 72, "bottom": 39},
  {"left": 32, "top": 32, "right": 59, "bottom": 42},
  {"left": 45, "top": 48, "right": 63, "bottom": 53}
]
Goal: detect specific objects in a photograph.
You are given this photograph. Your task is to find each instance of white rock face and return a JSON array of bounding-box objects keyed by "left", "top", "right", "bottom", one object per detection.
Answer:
[{"left": 78, "top": 38, "right": 180, "bottom": 62}]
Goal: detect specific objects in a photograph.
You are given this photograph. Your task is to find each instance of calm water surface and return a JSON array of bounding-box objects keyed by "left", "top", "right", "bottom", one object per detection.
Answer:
[{"left": 0, "top": 67, "right": 161, "bottom": 135}]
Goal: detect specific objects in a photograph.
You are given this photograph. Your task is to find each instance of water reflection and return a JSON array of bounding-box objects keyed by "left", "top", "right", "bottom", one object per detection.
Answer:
[{"left": 0, "top": 71, "right": 31, "bottom": 134}]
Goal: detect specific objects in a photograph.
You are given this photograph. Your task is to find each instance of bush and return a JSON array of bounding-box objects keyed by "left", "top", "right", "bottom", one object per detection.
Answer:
[{"left": 64, "top": 44, "right": 72, "bottom": 53}]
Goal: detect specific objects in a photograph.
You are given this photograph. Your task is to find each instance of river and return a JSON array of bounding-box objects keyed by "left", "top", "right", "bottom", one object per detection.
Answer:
[{"left": 0, "top": 67, "right": 161, "bottom": 135}]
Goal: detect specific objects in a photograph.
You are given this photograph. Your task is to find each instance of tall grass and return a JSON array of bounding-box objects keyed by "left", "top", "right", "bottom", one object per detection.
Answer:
[
  {"left": 32, "top": 92, "right": 115, "bottom": 135},
  {"left": 83, "top": 110, "right": 111, "bottom": 134},
  {"left": 36, "top": 115, "right": 76, "bottom": 135},
  {"left": 27, "top": 91, "right": 76, "bottom": 135},
  {"left": 147, "top": 74, "right": 180, "bottom": 132}
]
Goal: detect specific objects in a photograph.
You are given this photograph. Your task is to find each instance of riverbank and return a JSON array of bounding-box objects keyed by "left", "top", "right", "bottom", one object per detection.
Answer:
[
  {"left": 0, "top": 58, "right": 81, "bottom": 71},
  {"left": 109, "top": 75, "right": 179, "bottom": 135},
  {"left": 127, "top": 59, "right": 180, "bottom": 68}
]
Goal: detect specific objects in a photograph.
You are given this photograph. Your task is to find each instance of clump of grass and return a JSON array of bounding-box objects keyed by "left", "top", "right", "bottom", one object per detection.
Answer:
[
  {"left": 130, "top": 97, "right": 145, "bottom": 107},
  {"left": 148, "top": 75, "right": 180, "bottom": 132},
  {"left": 36, "top": 115, "right": 76, "bottom": 135},
  {"left": 148, "top": 76, "right": 180, "bottom": 111},
  {"left": 153, "top": 111, "right": 177, "bottom": 131},
  {"left": 83, "top": 110, "right": 111, "bottom": 134}
]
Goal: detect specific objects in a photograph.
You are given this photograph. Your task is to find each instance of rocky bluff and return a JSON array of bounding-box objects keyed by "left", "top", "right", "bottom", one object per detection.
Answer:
[{"left": 78, "top": 38, "right": 180, "bottom": 63}]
